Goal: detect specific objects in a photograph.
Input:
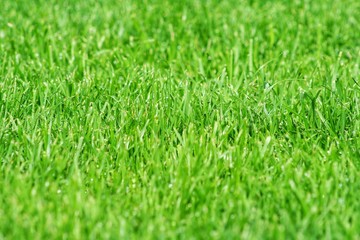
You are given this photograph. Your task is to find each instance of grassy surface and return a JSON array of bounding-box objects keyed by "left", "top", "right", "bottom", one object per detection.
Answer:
[{"left": 1, "top": 0, "right": 360, "bottom": 239}]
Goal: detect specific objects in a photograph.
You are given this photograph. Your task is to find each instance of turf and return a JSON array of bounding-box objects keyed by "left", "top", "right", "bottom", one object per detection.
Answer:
[{"left": 1, "top": 0, "right": 360, "bottom": 239}]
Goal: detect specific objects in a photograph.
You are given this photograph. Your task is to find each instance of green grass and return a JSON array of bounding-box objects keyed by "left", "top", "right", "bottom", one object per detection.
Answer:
[{"left": 1, "top": 0, "right": 360, "bottom": 239}]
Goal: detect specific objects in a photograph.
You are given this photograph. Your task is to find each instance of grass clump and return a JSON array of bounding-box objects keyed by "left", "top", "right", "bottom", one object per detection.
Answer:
[{"left": 1, "top": 0, "right": 360, "bottom": 239}]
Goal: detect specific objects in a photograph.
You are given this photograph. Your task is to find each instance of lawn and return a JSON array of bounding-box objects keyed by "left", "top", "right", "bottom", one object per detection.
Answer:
[{"left": 1, "top": 0, "right": 360, "bottom": 239}]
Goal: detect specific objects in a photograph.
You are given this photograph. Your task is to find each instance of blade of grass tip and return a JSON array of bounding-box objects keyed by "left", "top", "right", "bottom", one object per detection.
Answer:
[
  {"left": 73, "top": 136, "right": 84, "bottom": 181},
  {"left": 260, "top": 136, "right": 271, "bottom": 158},
  {"left": 173, "top": 127, "right": 183, "bottom": 146},
  {"left": 46, "top": 120, "right": 52, "bottom": 158}
]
